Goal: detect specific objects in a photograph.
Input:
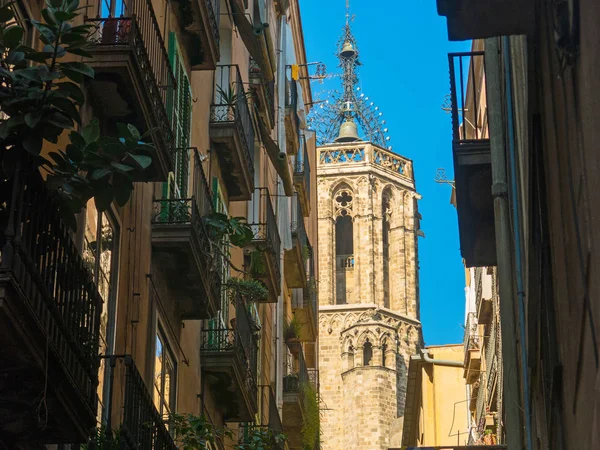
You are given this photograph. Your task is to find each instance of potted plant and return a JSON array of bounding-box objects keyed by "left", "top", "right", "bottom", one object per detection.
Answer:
[
  {"left": 483, "top": 429, "right": 497, "bottom": 445},
  {"left": 225, "top": 277, "right": 269, "bottom": 303},
  {"left": 283, "top": 316, "right": 302, "bottom": 355}
]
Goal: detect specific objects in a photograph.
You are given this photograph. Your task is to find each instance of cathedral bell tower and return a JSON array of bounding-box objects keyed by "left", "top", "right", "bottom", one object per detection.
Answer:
[{"left": 310, "top": 15, "right": 422, "bottom": 450}]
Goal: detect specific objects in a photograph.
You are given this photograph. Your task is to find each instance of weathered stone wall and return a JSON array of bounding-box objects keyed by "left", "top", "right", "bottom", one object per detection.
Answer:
[{"left": 316, "top": 142, "right": 421, "bottom": 450}]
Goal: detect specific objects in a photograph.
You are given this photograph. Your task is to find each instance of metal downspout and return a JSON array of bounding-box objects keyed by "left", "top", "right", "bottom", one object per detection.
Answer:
[
  {"left": 502, "top": 35, "right": 533, "bottom": 450},
  {"left": 276, "top": 14, "right": 287, "bottom": 417},
  {"left": 419, "top": 348, "right": 463, "bottom": 367},
  {"left": 484, "top": 37, "right": 525, "bottom": 450}
]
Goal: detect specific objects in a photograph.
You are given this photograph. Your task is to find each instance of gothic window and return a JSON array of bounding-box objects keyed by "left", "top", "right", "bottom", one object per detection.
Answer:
[
  {"left": 382, "top": 341, "right": 387, "bottom": 367},
  {"left": 382, "top": 189, "right": 392, "bottom": 308},
  {"left": 363, "top": 339, "right": 373, "bottom": 366}
]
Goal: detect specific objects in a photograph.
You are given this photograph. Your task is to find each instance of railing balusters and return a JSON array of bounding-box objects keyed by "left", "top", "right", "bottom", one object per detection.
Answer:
[{"left": 0, "top": 157, "right": 102, "bottom": 412}]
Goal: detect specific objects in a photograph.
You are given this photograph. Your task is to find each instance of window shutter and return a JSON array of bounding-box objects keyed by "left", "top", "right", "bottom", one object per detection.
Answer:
[{"left": 167, "top": 32, "right": 192, "bottom": 197}]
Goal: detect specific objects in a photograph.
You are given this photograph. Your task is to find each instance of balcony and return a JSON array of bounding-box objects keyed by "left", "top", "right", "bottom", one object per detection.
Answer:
[
  {"left": 283, "top": 346, "right": 309, "bottom": 448},
  {"left": 475, "top": 267, "right": 493, "bottom": 325},
  {"left": 100, "top": 356, "right": 176, "bottom": 449},
  {"left": 293, "top": 136, "right": 311, "bottom": 217},
  {"left": 249, "top": 57, "right": 275, "bottom": 130},
  {"left": 151, "top": 154, "right": 220, "bottom": 319},
  {"left": 285, "top": 196, "right": 308, "bottom": 289},
  {"left": 285, "top": 79, "right": 301, "bottom": 155},
  {"left": 200, "top": 303, "right": 258, "bottom": 421},
  {"left": 210, "top": 64, "right": 255, "bottom": 201},
  {"left": 291, "top": 284, "right": 318, "bottom": 342},
  {"left": 437, "top": 0, "right": 533, "bottom": 41},
  {"left": 463, "top": 312, "right": 481, "bottom": 384},
  {"left": 448, "top": 52, "right": 496, "bottom": 268},
  {"left": 85, "top": 0, "right": 176, "bottom": 181},
  {"left": 0, "top": 162, "right": 102, "bottom": 443},
  {"left": 247, "top": 188, "right": 281, "bottom": 302},
  {"left": 175, "top": 0, "right": 220, "bottom": 69}
]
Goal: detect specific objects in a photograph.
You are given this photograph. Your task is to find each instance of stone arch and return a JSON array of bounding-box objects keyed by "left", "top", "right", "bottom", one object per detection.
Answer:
[
  {"left": 356, "top": 329, "right": 376, "bottom": 349},
  {"left": 343, "top": 313, "right": 357, "bottom": 330},
  {"left": 329, "top": 314, "right": 342, "bottom": 331}
]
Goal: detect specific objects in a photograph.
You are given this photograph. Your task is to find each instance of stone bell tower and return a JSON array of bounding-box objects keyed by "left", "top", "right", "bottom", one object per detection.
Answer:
[{"left": 310, "top": 19, "right": 422, "bottom": 450}]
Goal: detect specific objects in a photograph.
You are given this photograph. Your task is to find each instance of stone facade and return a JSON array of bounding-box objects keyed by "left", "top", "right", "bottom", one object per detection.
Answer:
[{"left": 316, "top": 141, "right": 422, "bottom": 450}]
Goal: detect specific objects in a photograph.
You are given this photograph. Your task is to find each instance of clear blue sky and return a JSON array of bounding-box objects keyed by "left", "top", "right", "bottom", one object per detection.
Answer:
[{"left": 301, "top": 0, "right": 471, "bottom": 345}]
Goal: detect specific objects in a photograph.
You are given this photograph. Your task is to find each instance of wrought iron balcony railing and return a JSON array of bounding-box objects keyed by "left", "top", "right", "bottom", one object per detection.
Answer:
[
  {"left": 151, "top": 195, "right": 221, "bottom": 303},
  {"left": 336, "top": 254, "right": 355, "bottom": 269},
  {"left": 199, "top": 300, "right": 258, "bottom": 404},
  {"left": 464, "top": 312, "right": 481, "bottom": 361},
  {"left": 249, "top": 188, "right": 281, "bottom": 281},
  {"left": 0, "top": 159, "right": 102, "bottom": 417},
  {"left": 249, "top": 57, "right": 275, "bottom": 127},
  {"left": 85, "top": 0, "right": 176, "bottom": 168},
  {"left": 101, "top": 355, "right": 176, "bottom": 450},
  {"left": 307, "top": 368, "right": 319, "bottom": 392},
  {"left": 211, "top": 64, "right": 255, "bottom": 173},
  {"left": 448, "top": 51, "right": 488, "bottom": 145},
  {"left": 284, "top": 344, "right": 309, "bottom": 394},
  {"left": 294, "top": 136, "right": 311, "bottom": 215}
]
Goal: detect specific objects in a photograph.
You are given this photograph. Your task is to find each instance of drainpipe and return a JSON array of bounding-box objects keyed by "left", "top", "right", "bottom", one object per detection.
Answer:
[
  {"left": 275, "top": 14, "right": 287, "bottom": 416},
  {"left": 503, "top": 35, "right": 533, "bottom": 450},
  {"left": 484, "top": 37, "right": 524, "bottom": 450},
  {"left": 419, "top": 348, "right": 463, "bottom": 367}
]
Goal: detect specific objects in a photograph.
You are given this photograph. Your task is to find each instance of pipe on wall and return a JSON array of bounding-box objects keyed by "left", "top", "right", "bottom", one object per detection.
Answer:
[{"left": 484, "top": 37, "right": 525, "bottom": 450}]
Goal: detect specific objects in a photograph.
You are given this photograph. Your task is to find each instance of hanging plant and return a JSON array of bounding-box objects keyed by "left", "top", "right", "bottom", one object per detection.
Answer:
[
  {"left": 283, "top": 316, "right": 302, "bottom": 342},
  {"left": 225, "top": 277, "right": 269, "bottom": 303},
  {"left": 300, "top": 383, "right": 320, "bottom": 450},
  {"left": 168, "top": 413, "right": 233, "bottom": 450},
  {"left": 250, "top": 249, "right": 267, "bottom": 275}
]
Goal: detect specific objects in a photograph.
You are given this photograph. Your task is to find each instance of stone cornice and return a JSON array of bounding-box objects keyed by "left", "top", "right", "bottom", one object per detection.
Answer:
[{"left": 319, "top": 304, "right": 421, "bottom": 327}]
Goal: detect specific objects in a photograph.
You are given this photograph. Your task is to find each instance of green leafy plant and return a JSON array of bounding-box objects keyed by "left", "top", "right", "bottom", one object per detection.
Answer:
[
  {"left": 283, "top": 316, "right": 302, "bottom": 342},
  {"left": 235, "top": 426, "right": 286, "bottom": 450},
  {"left": 225, "top": 277, "right": 269, "bottom": 303},
  {"left": 306, "top": 277, "right": 317, "bottom": 295},
  {"left": 300, "top": 383, "right": 320, "bottom": 450},
  {"left": 205, "top": 212, "right": 255, "bottom": 247},
  {"left": 216, "top": 83, "right": 250, "bottom": 106},
  {"left": 169, "top": 413, "right": 233, "bottom": 450},
  {"left": 301, "top": 244, "right": 310, "bottom": 261},
  {"left": 82, "top": 426, "right": 121, "bottom": 450},
  {"left": 0, "top": 1, "right": 157, "bottom": 228},
  {"left": 250, "top": 248, "right": 267, "bottom": 275}
]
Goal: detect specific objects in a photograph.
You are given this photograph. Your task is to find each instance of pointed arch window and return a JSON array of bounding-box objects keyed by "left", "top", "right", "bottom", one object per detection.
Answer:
[{"left": 363, "top": 338, "right": 373, "bottom": 366}]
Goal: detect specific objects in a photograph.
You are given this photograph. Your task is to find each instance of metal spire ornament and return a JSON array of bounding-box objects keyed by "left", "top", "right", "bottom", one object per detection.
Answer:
[{"left": 308, "top": 4, "right": 392, "bottom": 148}]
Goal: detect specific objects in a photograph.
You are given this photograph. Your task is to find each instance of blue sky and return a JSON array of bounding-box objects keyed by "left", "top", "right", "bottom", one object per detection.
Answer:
[{"left": 301, "top": 0, "right": 471, "bottom": 345}]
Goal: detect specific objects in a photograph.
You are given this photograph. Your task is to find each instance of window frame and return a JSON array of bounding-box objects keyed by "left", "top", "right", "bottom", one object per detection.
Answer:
[{"left": 154, "top": 321, "right": 178, "bottom": 420}]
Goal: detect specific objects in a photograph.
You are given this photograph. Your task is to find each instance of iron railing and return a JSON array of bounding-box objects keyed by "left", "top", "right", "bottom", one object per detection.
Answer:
[
  {"left": 151, "top": 196, "right": 221, "bottom": 301},
  {"left": 464, "top": 312, "right": 480, "bottom": 362},
  {"left": 336, "top": 254, "right": 355, "bottom": 269},
  {"left": 249, "top": 188, "right": 281, "bottom": 281},
  {"left": 85, "top": 0, "right": 176, "bottom": 164},
  {"left": 284, "top": 345, "right": 308, "bottom": 394},
  {"left": 286, "top": 78, "right": 300, "bottom": 130},
  {"left": 294, "top": 135, "right": 311, "bottom": 206},
  {"left": 267, "top": 386, "right": 283, "bottom": 434},
  {"left": 448, "top": 51, "right": 488, "bottom": 144},
  {"left": 192, "top": 148, "right": 214, "bottom": 218},
  {"left": 211, "top": 64, "right": 255, "bottom": 178},
  {"left": 249, "top": 57, "right": 275, "bottom": 126},
  {"left": 307, "top": 368, "right": 319, "bottom": 392},
  {"left": 200, "top": 300, "right": 258, "bottom": 405},
  {"left": 292, "top": 194, "right": 308, "bottom": 256},
  {"left": 204, "top": 0, "right": 220, "bottom": 50},
  {"left": 0, "top": 158, "right": 102, "bottom": 412},
  {"left": 101, "top": 355, "right": 176, "bottom": 450}
]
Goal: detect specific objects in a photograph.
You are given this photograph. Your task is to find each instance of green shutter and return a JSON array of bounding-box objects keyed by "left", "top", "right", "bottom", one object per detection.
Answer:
[{"left": 167, "top": 32, "right": 192, "bottom": 198}]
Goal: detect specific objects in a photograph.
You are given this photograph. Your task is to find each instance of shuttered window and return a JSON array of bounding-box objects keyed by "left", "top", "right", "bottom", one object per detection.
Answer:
[{"left": 166, "top": 32, "right": 192, "bottom": 198}]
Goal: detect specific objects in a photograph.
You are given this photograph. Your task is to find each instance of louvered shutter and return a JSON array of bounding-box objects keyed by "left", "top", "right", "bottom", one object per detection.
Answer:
[{"left": 167, "top": 32, "right": 192, "bottom": 198}]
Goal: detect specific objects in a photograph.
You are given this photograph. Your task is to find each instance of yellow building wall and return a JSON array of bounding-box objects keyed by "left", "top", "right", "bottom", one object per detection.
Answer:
[{"left": 415, "top": 345, "right": 469, "bottom": 447}]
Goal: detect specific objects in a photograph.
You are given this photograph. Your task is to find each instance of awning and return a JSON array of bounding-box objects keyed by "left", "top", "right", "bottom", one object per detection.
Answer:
[
  {"left": 257, "top": 116, "right": 294, "bottom": 196},
  {"left": 229, "top": 0, "right": 274, "bottom": 81}
]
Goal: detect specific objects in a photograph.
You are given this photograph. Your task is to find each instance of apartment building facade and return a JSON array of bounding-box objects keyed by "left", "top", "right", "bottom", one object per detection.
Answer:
[
  {"left": 0, "top": 0, "right": 318, "bottom": 449},
  {"left": 439, "top": 0, "right": 600, "bottom": 448}
]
